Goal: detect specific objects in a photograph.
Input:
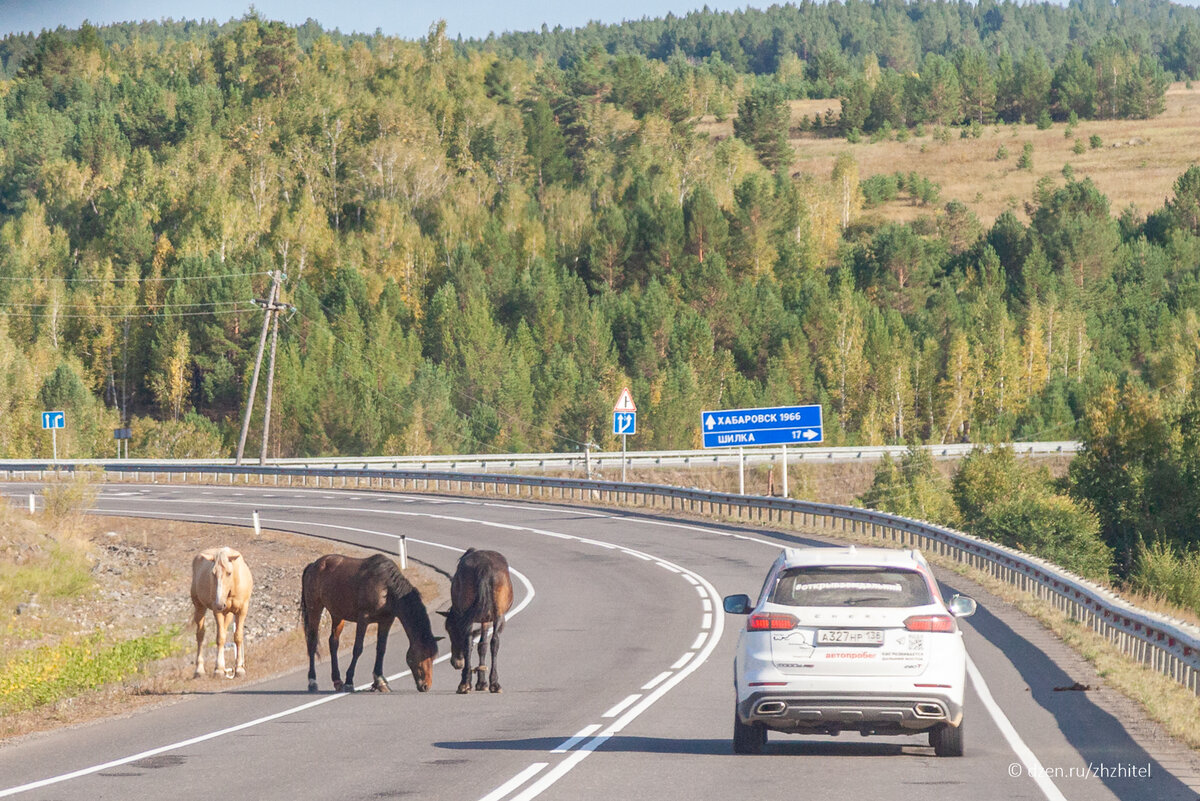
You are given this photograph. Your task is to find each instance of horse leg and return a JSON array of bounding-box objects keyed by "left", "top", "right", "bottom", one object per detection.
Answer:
[
  {"left": 329, "top": 619, "right": 345, "bottom": 691},
  {"left": 456, "top": 625, "right": 473, "bottom": 694},
  {"left": 304, "top": 605, "right": 321, "bottom": 692},
  {"left": 371, "top": 618, "right": 392, "bottom": 692},
  {"left": 192, "top": 601, "right": 207, "bottom": 678},
  {"left": 232, "top": 606, "right": 248, "bottom": 678},
  {"left": 488, "top": 621, "right": 503, "bottom": 693},
  {"left": 213, "top": 610, "right": 230, "bottom": 678},
  {"left": 474, "top": 623, "right": 490, "bottom": 692},
  {"left": 342, "top": 621, "right": 368, "bottom": 693}
]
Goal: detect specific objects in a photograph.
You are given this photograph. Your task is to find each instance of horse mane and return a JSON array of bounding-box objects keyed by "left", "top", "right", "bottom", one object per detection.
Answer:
[{"left": 362, "top": 555, "right": 438, "bottom": 649}]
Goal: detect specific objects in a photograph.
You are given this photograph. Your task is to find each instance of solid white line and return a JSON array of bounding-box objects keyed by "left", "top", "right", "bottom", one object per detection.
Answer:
[
  {"left": 0, "top": 694, "right": 345, "bottom": 798},
  {"left": 551, "top": 724, "right": 601, "bottom": 754},
  {"left": 601, "top": 693, "right": 641, "bottom": 718},
  {"left": 681, "top": 573, "right": 699, "bottom": 585},
  {"left": 477, "top": 763, "right": 548, "bottom": 801},
  {"left": 513, "top": 568, "right": 727, "bottom": 801},
  {"left": 694, "top": 585, "right": 707, "bottom": 597},
  {"left": 966, "top": 657, "right": 1068, "bottom": 801},
  {"left": 655, "top": 561, "right": 680, "bottom": 573},
  {"left": 641, "top": 671, "right": 672, "bottom": 691},
  {"left": 671, "top": 652, "right": 693, "bottom": 670}
]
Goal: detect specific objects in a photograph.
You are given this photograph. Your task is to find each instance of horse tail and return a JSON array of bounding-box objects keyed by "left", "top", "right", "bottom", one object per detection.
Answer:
[
  {"left": 470, "top": 569, "right": 497, "bottom": 626},
  {"left": 300, "top": 561, "right": 318, "bottom": 656}
]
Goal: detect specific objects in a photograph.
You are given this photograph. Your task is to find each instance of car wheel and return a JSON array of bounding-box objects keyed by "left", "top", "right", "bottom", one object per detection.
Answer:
[
  {"left": 930, "top": 721, "right": 964, "bottom": 757},
  {"left": 733, "top": 710, "right": 766, "bottom": 755}
]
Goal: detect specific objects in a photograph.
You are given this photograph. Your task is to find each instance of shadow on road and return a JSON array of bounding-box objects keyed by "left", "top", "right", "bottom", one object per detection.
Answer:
[{"left": 436, "top": 734, "right": 923, "bottom": 757}]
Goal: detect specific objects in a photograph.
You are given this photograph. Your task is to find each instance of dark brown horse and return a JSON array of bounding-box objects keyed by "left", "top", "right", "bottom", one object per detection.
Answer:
[
  {"left": 301, "top": 553, "right": 439, "bottom": 693},
  {"left": 440, "top": 549, "right": 513, "bottom": 694}
]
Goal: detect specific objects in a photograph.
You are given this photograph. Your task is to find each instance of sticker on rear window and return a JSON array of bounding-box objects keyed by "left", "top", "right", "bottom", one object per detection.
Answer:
[{"left": 794, "top": 582, "right": 902, "bottom": 594}]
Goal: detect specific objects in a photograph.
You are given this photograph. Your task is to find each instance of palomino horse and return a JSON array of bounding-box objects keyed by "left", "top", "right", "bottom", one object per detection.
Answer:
[
  {"left": 301, "top": 553, "right": 439, "bottom": 693},
  {"left": 190, "top": 546, "right": 253, "bottom": 678},
  {"left": 441, "top": 548, "right": 513, "bottom": 694}
]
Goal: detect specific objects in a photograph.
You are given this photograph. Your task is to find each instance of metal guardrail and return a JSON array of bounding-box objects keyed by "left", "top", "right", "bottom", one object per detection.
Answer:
[
  {"left": 0, "top": 441, "right": 1081, "bottom": 473},
  {"left": 4, "top": 458, "right": 1195, "bottom": 698}
]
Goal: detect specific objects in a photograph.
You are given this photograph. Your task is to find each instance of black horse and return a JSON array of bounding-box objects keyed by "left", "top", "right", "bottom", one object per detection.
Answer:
[
  {"left": 440, "top": 549, "right": 513, "bottom": 694},
  {"left": 301, "top": 553, "right": 440, "bottom": 693}
]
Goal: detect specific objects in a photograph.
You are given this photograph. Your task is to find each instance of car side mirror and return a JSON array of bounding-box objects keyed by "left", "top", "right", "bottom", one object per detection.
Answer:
[
  {"left": 723, "top": 594, "right": 752, "bottom": 615},
  {"left": 948, "top": 594, "right": 977, "bottom": 618}
]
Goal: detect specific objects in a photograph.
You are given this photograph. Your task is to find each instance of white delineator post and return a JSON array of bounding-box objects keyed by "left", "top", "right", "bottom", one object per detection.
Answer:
[
  {"left": 252, "top": 510, "right": 261, "bottom": 537},
  {"left": 398, "top": 535, "right": 408, "bottom": 570},
  {"left": 782, "top": 444, "right": 789, "bottom": 498}
]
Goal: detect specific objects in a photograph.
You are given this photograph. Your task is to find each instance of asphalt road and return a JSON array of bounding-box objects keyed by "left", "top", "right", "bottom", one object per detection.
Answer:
[{"left": 1, "top": 484, "right": 1198, "bottom": 801}]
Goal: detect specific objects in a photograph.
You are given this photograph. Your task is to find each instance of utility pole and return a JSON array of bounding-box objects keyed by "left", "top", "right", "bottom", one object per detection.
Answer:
[{"left": 236, "top": 270, "right": 289, "bottom": 465}]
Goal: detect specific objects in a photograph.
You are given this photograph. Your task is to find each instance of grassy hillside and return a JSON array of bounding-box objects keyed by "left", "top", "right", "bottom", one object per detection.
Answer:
[{"left": 693, "top": 83, "right": 1200, "bottom": 227}]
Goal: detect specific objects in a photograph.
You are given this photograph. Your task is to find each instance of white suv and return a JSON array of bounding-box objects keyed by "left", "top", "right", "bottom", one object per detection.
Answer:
[{"left": 723, "top": 546, "right": 976, "bottom": 756}]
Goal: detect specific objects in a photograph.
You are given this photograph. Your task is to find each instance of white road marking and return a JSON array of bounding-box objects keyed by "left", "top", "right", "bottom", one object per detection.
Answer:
[
  {"left": 477, "top": 763, "right": 548, "bottom": 801},
  {"left": 601, "top": 694, "right": 642, "bottom": 718},
  {"left": 690, "top": 632, "right": 706, "bottom": 649},
  {"left": 551, "top": 724, "right": 601, "bottom": 754},
  {"left": 701, "top": 613, "right": 713, "bottom": 630},
  {"left": 967, "top": 657, "right": 1068, "bottom": 801},
  {"left": 655, "top": 561, "right": 680, "bottom": 573},
  {"left": 641, "top": 671, "right": 672, "bottom": 691},
  {"left": 671, "top": 652, "right": 693, "bottom": 670}
]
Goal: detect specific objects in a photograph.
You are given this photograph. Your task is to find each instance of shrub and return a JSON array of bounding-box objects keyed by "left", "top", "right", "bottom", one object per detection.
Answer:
[
  {"left": 1035, "top": 109, "right": 1053, "bottom": 130},
  {"left": 996, "top": 144, "right": 1009, "bottom": 160},
  {"left": 1017, "top": 142, "right": 1034, "bottom": 170},
  {"left": 1062, "top": 163, "right": 1074, "bottom": 180},
  {"left": 41, "top": 472, "right": 98, "bottom": 521},
  {"left": 1073, "top": 138, "right": 1086, "bottom": 155},
  {"left": 1089, "top": 134, "right": 1103, "bottom": 149},
  {"left": 1128, "top": 541, "right": 1200, "bottom": 616},
  {"left": 975, "top": 494, "right": 1112, "bottom": 580}
]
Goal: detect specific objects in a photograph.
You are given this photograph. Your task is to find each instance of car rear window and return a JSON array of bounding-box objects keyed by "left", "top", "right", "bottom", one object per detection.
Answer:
[{"left": 770, "top": 566, "right": 933, "bottom": 608}]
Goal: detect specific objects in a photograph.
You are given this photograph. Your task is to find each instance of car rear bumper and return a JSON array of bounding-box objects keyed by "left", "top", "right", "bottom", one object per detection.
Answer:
[{"left": 737, "top": 689, "right": 963, "bottom": 734}]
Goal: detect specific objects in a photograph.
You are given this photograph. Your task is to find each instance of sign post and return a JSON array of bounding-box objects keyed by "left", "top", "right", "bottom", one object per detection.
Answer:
[
  {"left": 700, "top": 405, "right": 822, "bottom": 496},
  {"left": 41, "top": 411, "right": 65, "bottom": 461},
  {"left": 612, "top": 388, "right": 637, "bottom": 483}
]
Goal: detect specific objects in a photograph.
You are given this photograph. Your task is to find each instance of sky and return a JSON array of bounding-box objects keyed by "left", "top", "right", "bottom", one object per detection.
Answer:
[{"left": 0, "top": 0, "right": 753, "bottom": 41}]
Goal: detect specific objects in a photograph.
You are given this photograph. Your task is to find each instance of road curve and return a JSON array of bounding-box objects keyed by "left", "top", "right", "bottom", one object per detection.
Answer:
[{"left": 1, "top": 484, "right": 1197, "bottom": 801}]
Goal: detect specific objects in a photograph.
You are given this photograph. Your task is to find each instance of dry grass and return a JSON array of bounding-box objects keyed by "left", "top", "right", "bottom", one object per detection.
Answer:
[{"left": 696, "top": 83, "right": 1200, "bottom": 226}]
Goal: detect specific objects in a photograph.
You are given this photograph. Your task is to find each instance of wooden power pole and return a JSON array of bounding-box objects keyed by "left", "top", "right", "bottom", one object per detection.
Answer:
[{"left": 235, "top": 270, "right": 288, "bottom": 465}]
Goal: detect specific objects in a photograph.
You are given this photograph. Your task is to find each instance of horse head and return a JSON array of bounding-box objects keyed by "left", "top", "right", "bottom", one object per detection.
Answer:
[
  {"left": 406, "top": 639, "right": 438, "bottom": 692},
  {"left": 439, "top": 608, "right": 468, "bottom": 670}
]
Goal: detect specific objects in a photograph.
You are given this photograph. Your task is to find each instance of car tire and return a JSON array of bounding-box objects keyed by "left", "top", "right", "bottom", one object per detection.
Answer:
[
  {"left": 733, "top": 710, "right": 766, "bottom": 755},
  {"left": 930, "top": 721, "right": 964, "bottom": 757}
]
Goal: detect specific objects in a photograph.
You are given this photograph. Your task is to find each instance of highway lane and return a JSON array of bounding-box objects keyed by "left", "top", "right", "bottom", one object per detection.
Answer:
[{"left": 1, "top": 484, "right": 1198, "bottom": 801}]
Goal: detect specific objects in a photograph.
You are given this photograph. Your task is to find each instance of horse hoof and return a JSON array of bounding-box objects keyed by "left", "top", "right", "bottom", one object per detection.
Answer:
[
  {"left": 308, "top": 681, "right": 319, "bottom": 693},
  {"left": 372, "top": 679, "right": 390, "bottom": 693},
  {"left": 456, "top": 683, "right": 471, "bottom": 694},
  {"left": 235, "top": 668, "right": 246, "bottom": 678},
  {"left": 340, "top": 683, "right": 356, "bottom": 693},
  {"left": 333, "top": 680, "right": 344, "bottom": 691},
  {"left": 193, "top": 670, "right": 203, "bottom": 679},
  {"left": 490, "top": 685, "right": 502, "bottom": 694}
]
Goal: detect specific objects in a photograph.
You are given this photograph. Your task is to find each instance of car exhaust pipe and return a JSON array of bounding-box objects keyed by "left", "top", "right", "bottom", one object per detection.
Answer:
[
  {"left": 914, "top": 703, "right": 944, "bottom": 718},
  {"left": 756, "top": 700, "right": 787, "bottom": 715}
]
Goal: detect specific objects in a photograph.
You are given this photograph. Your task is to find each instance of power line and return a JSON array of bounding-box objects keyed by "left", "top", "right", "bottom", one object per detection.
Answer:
[
  {"left": 0, "top": 300, "right": 249, "bottom": 310},
  {"left": 0, "top": 306, "right": 255, "bottom": 319},
  {"left": 0, "top": 271, "right": 271, "bottom": 283}
]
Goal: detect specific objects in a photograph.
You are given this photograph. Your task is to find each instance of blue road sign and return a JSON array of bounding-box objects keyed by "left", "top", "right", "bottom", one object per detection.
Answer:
[
  {"left": 613, "top": 411, "right": 637, "bottom": 436},
  {"left": 41, "top": 411, "right": 65, "bottom": 430},
  {"left": 701, "top": 404, "right": 822, "bottom": 448}
]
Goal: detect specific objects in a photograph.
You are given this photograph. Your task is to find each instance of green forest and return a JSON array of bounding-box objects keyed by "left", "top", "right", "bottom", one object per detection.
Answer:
[{"left": 2, "top": 3, "right": 1200, "bottom": 591}]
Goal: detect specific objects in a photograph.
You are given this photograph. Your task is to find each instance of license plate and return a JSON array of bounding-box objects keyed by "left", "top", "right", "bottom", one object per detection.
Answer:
[{"left": 817, "top": 629, "right": 884, "bottom": 646}]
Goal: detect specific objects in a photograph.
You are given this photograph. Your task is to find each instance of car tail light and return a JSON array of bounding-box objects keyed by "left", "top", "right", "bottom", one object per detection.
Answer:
[
  {"left": 904, "top": 614, "right": 955, "bottom": 633},
  {"left": 747, "top": 612, "right": 797, "bottom": 631}
]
